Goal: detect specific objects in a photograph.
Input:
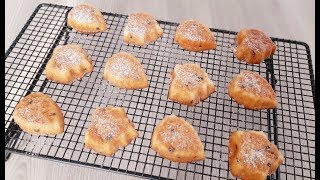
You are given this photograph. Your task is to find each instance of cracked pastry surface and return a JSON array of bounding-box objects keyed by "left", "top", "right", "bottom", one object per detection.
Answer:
[{"left": 13, "top": 92, "right": 64, "bottom": 135}]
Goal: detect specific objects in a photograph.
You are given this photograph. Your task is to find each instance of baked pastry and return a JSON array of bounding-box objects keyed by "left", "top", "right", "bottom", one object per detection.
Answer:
[
  {"left": 104, "top": 52, "right": 148, "bottom": 90},
  {"left": 12, "top": 92, "right": 64, "bottom": 135},
  {"left": 45, "top": 44, "right": 93, "bottom": 84},
  {"left": 123, "top": 12, "right": 163, "bottom": 46},
  {"left": 168, "top": 63, "right": 215, "bottom": 106},
  {"left": 67, "top": 3, "right": 106, "bottom": 34},
  {"left": 228, "top": 70, "right": 277, "bottom": 110},
  {"left": 84, "top": 106, "right": 138, "bottom": 156},
  {"left": 151, "top": 115, "right": 205, "bottom": 162},
  {"left": 174, "top": 19, "right": 216, "bottom": 52},
  {"left": 235, "top": 29, "right": 276, "bottom": 64},
  {"left": 228, "top": 130, "right": 284, "bottom": 180}
]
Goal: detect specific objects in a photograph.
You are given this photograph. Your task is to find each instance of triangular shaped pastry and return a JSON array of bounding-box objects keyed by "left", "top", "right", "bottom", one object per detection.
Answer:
[
  {"left": 123, "top": 13, "right": 163, "bottom": 46},
  {"left": 151, "top": 115, "right": 205, "bottom": 162},
  {"left": 45, "top": 44, "right": 93, "bottom": 84},
  {"left": 84, "top": 106, "right": 138, "bottom": 156},
  {"left": 104, "top": 52, "right": 148, "bottom": 89},
  {"left": 235, "top": 29, "right": 276, "bottom": 64},
  {"left": 174, "top": 19, "right": 216, "bottom": 52},
  {"left": 228, "top": 131, "right": 284, "bottom": 180},
  {"left": 13, "top": 92, "right": 64, "bottom": 135},
  {"left": 67, "top": 3, "right": 107, "bottom": 34},
  {"left": 228, "top": 70, "right": 277, "bottom": 110},
  {"left": 168, "top": 63, "right": 215, "bottom": 106}
]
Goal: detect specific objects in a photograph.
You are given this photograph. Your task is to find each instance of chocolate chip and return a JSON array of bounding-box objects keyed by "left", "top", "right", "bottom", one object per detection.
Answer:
[
  {"left": 130, "top": 35, "right": 133, "bottom": 38},
  {"left": 266, "top": 145, "right": 271, "bottom": 150},
  {"left": 252, "top": 50, "right": 256, "bottom": 57},
  {"left": 96, "top": 27, "right": 100, "bottom": 30},
  {"left": 267, "top": 163, "right": 271, "bottom": 167},
  {"left": 28, "top": 99, "right": 33, "bottom": 104},
  {"left": 106, "top": 134, "right": 113, "bottom": 141},
  {"left": 168, "top": 146, "right": 175, "bottom": 152},
  {"left": 49, "top": 112, "right": 56, "bottom": 116},
  {"left": 34, "top": 129, "right": 40, "bottom": 132}
]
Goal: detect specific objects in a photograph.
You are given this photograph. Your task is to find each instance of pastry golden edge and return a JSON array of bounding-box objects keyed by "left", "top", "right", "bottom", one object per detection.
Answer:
[
  {"left": 228, "top": 70, "right": 277, "bottom": 110},
  {"left": 103, "top": 52, "right": 148, "bottom": 90},
  {"left": 84, "top": 106, "right": 138, "bottom": 156},
  {"left": 150, "top": 115, "right": 205, "bottom": 162},
  {"left": 12, "top": 92, "right": 64, "bottom": 135},
  {"left": 174, "top": 20, "right": 217, "bottom": 52},
  {"left": 45, "top": 44, "right": 94, "bottom": 84},
  {"left": 67, "top": 3, "right": 107, "bottom": 34},
  {"left": 123, "top": 12, "right": 163, "bottom": 46},
  {"left": 168, "top": 64, "right": 216, "bottom": 106},
  {"left": 235, "top": 29, "right": 276, "bottom": 64},
  {"left": 228, "top": 131, "right": 284, "bottom": 180}
]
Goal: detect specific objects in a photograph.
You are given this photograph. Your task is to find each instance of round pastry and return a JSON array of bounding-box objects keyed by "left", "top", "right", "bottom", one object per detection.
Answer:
[
  {"left": 67, "top": 3, "right": 106, "bottom": 34},
  {"left": 174, "top": 19, "right": 216, "bottom": 52},
  {"left": 235, "top": 29, "right": 276, "bottom": 64},
  {"left": 123, "top": 12, "right": 163, "bottom": 46},
  {"left": 13, "top": 92, "right": 64, "bottom": 135},
  {"left": 228, "top": 70, "right": 277, "bottom": 110}
]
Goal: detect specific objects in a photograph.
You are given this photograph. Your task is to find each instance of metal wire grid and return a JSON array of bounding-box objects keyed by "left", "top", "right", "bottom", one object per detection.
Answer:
[{"left": 4, "top": 3, "right": 315, "bottom": 180}]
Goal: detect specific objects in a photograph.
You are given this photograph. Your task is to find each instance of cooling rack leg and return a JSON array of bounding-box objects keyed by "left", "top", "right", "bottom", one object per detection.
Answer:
[{"left": 5, "top": 150, "right": 12, "bottom": 161}]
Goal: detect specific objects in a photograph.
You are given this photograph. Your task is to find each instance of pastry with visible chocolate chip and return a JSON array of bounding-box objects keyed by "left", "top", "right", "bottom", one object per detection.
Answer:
[
  {"left": 84, "top": 106, "right": 138, "bottom": 156},
  {"left": 228, "top": 70, "right": 277, "bottom": 110},
  {"left": 67, "top": 3, "right": 106, "bottom": 34},
  {"left": 168, "top": 63, "right": 215, "bottom": 106},
  {"left": 45, "top": 44, "right": 93, "bottom": 84},
  {"left": 151, "top": 115, "right": 205, "bottom": 162},
  {"left": 123, "top": 12, "right": 163, "bottom": 46},
  {"left": 228, "top": 130, "right": 284, "bottom": 180},
  {"left": 104, "top": 52, "right": 148, "bottom": 90},
  {"left": 12, "top": 92, "right": 64, "bottom": 135},
  {"left": 235, "top": 29, "right": 276, "bottom": 64},
  {"left": 174, "top": 19, "right": 216, "bottom": 52}
]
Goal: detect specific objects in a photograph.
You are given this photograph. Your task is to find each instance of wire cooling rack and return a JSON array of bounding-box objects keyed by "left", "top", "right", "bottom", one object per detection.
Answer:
[{"left": 5, "top": 3, "right": 315, "bottom": 180}]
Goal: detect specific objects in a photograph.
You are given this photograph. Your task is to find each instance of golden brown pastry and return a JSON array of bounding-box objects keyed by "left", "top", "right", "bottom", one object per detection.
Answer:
[
  {"left": 228, "top": 70, "right": 277, "bottom": 110},
  {"left": 235, "top": 29, "right": 276, "bottom": 64},
  {"left": 12, "top": 92, "right": 64, "bottom": 135},
  {"left": 67, "top": 3, "right": 106, "bottom": 34},
  {"left": 45, "top": 44, "right": 93, "bottom": 84},
  {"left": 174, "top": 19, "right": 216, "bottom": 52},
  {"left": 151, "top": 114, "right": 205, "bottom": 162},
  {"left": 84, "top": 106, "right": 138, "bottom": 156},
  {"left": 228, "top": 130, "right": 284, "bottom": 180},
  {"left": 104, "top": 52, "right": 148, "bottom": 90},
  {"left": 123, "top": 12, "right": 163, "bottom": 46},
  {"left": 168, "top": 63, "right": 215, "bottom": 106}
]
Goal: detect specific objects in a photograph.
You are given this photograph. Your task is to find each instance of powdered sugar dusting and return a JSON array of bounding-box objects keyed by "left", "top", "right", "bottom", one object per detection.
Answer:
[
  {"left": 175, "top": 64, "right": 204, "bottom": 87},
  {"left": 16, "top": 95, "right": 51, "bottom": 123},
  {"left": 54, "top": 46, "right": 81, "bottom": 70},
  {"left": 237, "top": 71, "right": 264, "bottom": 94},
  {"left": 160, "top": 124, "right": 191, "bottom": 150},
  {"left": 125, "top": 13, "right": 155, "bottom": 37},
  {"left": 107, "top": 55, "right": 141, "bottom": 79},
  {"left": 92, "top": 108, "right": 121, "bottom": 140},
  {"left": 69, "top": 5, "right": 98, "bottom": 24},
  {"left": 239, "top": 133, "right": 268, "bottom": 168},
  {"left": 177, "top": 20, "right": 213, "bottom": 42},
  {"left": 241, "top": 29, "right": 273, "bottom": 53}
]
